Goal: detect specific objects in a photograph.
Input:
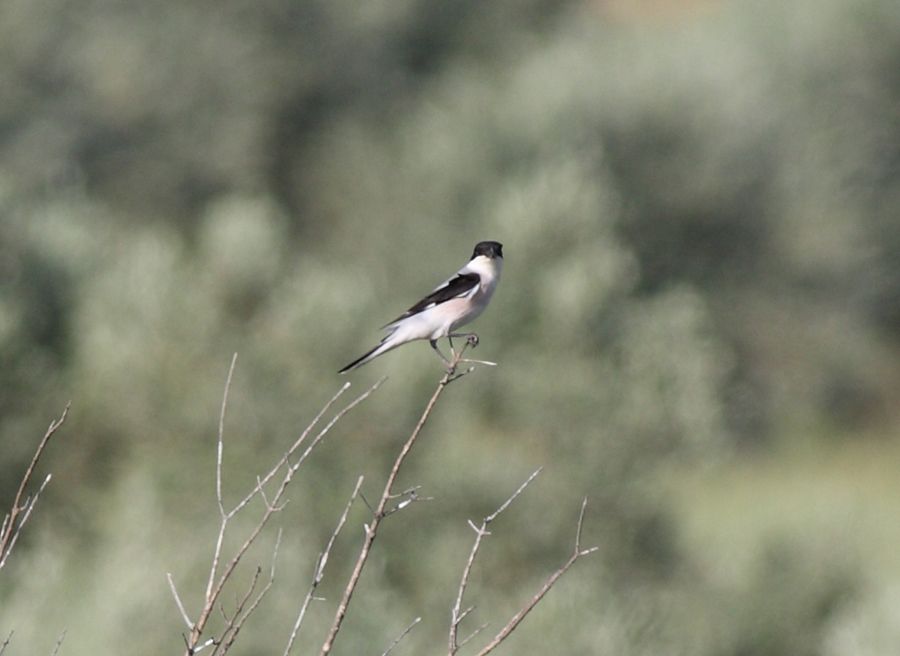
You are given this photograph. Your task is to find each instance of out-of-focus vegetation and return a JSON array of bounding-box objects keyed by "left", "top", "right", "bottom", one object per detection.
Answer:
[{"left": 2, "top": 0, "right": 899, "bottom": 653}]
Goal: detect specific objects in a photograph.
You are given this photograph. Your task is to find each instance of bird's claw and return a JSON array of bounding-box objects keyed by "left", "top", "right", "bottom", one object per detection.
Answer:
[{"left": 466, "top": 333, "right": 479, "bottom": 348}]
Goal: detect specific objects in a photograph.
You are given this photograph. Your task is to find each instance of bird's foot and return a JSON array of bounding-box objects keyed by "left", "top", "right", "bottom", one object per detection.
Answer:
[
  {"left": 444, "top": 333, "right": 495, "bottom": 376},
  {"left": 448, "top": 332, "right": 479, "bottom": 349}
]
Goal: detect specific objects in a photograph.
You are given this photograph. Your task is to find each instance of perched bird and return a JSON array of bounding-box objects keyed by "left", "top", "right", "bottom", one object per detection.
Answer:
[{"left": 339, "top": 241, "right": 503, "bottom": 373}]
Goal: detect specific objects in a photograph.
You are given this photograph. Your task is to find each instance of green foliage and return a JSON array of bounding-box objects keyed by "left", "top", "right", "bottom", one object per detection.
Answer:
[{"left": 2, "top": 0, "right": 899, "bottom": 653}]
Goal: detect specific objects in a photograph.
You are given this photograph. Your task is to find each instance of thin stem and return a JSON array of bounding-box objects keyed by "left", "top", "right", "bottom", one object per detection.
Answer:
[
  {"left": 227, "top": 382, "right": 352, "bottom": 519},
  {"left": 49, "top": 631, "right": 66, "bottom": 656},
  {"left": 0, "top": 403, "right": 69, "bottom": 570},
  {"left": 319, "top": 343, "right": 480, "bottom": 655},
  {"left": 178, "top": 356, "right": 383, "bottom": 656},
  {"left": 449, "top": 468, "right": 543, "bottom": 655},
  {"left": 214, "top": 529, "right": 282, "bottom": 656},
  {"left": 168, "top": 573, "right": 193, "bottom": 629},
  {"left": 0, "top": 630, "right": 12, "bottom": 656},
  {"left": 284, "top": 476, "right": 364, "bottom": 656},
  {"left": 205, "top": 354, "right": 238, "bottom": 610},
  {"left": 474, "top": 498, "right": 598, "bottom": 656},
  {"left": 380, "top": 617, "right": 421, "bottom": 656}
]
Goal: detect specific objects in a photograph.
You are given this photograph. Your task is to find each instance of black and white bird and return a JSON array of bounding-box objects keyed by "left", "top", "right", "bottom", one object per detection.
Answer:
[{"left": 339, "top": 241, "right": 503, "bottom": 373}]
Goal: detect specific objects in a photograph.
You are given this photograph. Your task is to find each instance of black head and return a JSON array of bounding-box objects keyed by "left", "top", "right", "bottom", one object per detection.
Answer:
[{"left": 471, "top": 241, "right": 503, "bottom": 260}]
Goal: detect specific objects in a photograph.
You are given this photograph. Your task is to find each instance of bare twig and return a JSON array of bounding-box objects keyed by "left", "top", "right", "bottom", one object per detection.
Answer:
[
  {"left": 227, "top": 381, "right": 355, "bottom": 520},
  {"left": 216, "top": 355, "right": 237, "bottom": 516},
  {"left": 49, "top": 630, "right": 66, "bottom": 656},
  {"left": 380, "top": 616, "right": 421, "bottom": 656},
  {"left": 175, "top": 356, "right": 383, "bottom": 655},
  {"left": 0, "top": 403, "right": 69, "bottom": 570},
  {"left": 284, "top": 476, "right": 364, "bottom": 656},
  {"left": 319, "top": 342, "right": 483, "bottom": 656},
  {"left": 168, "top": 573, "right": 193, "bottom": 629},
  {"left": 383, "top": 486, "right": 434, "bottom": 517},
  {"left": 202, "top": 352, "right": 239, "bottom": 621},
  {"left": 458, "top": 622, "right": 489, "bottom": 650},
  {"left": 0, "top": 630, "right": 12, "bottom": 656},
  {"left": 448, "top": 468, "right": 543, "bottom": 655},
  {"left": 473, "top": 498, "right": 598, "bottom": 656},
  {"left": 214, "top": 529, "right": 282, "bottom": 656}
]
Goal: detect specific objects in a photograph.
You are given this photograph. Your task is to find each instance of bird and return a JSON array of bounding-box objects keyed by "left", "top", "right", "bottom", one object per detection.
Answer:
[{"left": 339, "top": 241, "right": 503, "bottom": 373}]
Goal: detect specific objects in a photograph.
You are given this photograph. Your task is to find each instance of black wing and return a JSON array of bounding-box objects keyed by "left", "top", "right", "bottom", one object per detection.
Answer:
[{"left": 384, "top": 273, "right": 480, "bottom": 326}]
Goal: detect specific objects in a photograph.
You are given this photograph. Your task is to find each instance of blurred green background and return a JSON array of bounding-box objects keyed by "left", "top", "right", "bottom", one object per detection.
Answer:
[{"left": 2, "top": 0, "right": 900, "bottom": 653}]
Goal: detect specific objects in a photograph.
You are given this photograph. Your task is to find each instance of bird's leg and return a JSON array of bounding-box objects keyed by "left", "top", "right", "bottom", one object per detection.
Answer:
[{"left": 429, "top": 339, "right": 452, "bottom": 367}]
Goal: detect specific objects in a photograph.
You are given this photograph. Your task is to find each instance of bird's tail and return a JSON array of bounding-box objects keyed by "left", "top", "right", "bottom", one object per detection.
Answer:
[{"left": 338, "top": 336, "right": 400, "bottom": 374}]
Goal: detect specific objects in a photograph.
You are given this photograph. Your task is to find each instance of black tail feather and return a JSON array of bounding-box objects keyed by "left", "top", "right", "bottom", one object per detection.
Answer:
[{"left": 338, "top": 342, "right": 382, "bottom": 374}]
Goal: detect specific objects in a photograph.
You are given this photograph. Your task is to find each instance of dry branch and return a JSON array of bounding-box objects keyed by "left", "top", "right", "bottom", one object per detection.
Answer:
[
  {"left": 448, "top": 467, "right": 544, "bottom": 655},
  {"left": 0, "top": 403, "right": 69, "bottom": 571},
  {"left": 318, "top": 343, "right": 481, "bottom": 656},
  {"left": 473, "top": 497, "right": 598, "bottom": 656},
  {"left": 170, "top": 344, "right": 594, "bottom": 656},
  {"left": 380, "top": 616, "right": 421, "bottom": 656},
  {"left": 213, "top": 529, "right": 282, "bottom": 656},
  {"left": 170, "top": 354, "right": 383, "bottom": 655},
  {"left": 283, "top": 476, "right": 365, "bottom": 656},
  {"left": 49, "top": 631, "right": 66, "bottom": 656}
]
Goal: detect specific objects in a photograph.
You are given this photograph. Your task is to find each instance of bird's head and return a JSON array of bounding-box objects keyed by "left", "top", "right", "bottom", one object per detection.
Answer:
[{"left": 471, "top": 241, "right": 503, "bottom": 260}]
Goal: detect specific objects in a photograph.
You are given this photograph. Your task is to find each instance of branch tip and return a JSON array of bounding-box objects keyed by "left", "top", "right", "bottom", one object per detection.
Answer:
[
  {"left": 380, "top": 617, "right": 421, "bottom": 656},
  {"left": 1, "top": 403, "right": 70, "bottom": 570}
]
